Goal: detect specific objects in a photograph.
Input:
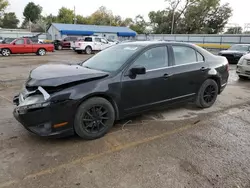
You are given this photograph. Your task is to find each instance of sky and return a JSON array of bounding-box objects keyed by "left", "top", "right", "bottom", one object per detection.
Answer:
[{"left": 6, "top": 0, "right": 250, "bottom": 28}]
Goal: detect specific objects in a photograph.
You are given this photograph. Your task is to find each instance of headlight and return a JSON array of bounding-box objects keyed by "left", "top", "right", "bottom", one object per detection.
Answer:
[
  {"left": 238, "top": 57, "right": 247, "bottom": 65},
  {"left": 16, "top": 94, "right": 51, "bottom": 113}
]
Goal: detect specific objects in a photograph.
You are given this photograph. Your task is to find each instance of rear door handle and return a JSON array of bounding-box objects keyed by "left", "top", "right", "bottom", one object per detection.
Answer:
[{"left": 162, "top": 73, "right": 173, "bottom": 79}]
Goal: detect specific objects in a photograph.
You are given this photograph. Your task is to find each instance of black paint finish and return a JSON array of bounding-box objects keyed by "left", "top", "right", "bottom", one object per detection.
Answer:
[{"left": 13, "top": 41, "right": 229, "bottom": 137}]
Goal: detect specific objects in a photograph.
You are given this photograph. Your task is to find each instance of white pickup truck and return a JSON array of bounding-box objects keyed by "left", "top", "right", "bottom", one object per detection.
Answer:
[{"left": 73, "top": 36, "right": 117, "bottom": 54}]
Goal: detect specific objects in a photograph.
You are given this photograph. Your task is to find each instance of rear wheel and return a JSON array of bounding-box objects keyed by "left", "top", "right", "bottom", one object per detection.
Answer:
[
  {"left": 37, "top": 48, "right": 46, "bottom": 56},
  {"left": 1, "top": 49, "right": 11, "bottom": 57},
  {"left": 57, "top": 45, "right": 62, "bottom": 50},
  {"left": 196, "top": 79, "right": 218, "bottom": 108},
  {"left": 74, "top": 97, "right": 115, "bottom": 140},
  {"left": 85, "top": 46, "right": 92, "bottom": 55}
]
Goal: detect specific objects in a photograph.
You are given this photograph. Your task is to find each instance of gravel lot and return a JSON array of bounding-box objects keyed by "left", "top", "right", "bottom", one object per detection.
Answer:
[{"left": 1, "top": 50, "right": 250, "bottom": 188}]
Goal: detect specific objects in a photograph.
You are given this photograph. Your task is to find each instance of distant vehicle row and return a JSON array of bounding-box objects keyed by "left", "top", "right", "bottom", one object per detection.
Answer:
[{"left": 0, "top": 38, "right": 54, "bottom": 56}]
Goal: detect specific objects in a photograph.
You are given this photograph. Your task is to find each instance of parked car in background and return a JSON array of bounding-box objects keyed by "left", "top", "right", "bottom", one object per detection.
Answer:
[
  {"left": 0, "top": 38, "right": 54, "bottom": 56},
  {"left": 13, "top": 41, "right": 229, "bottom": 140},
  {"left": 54, "top": 36, "right": 79, "bottom": 50},
  {"left": 74, "top": 36, "right": 116, "bottom": 54},
  {"left": 236, "top": 53, "right": 250, "bottom": 79},
  {"left": 218, "top": 44, "right": 250, "bottom": 64},
  {"left": 1, "top": 38, "right": 16, "bottom": 44}
]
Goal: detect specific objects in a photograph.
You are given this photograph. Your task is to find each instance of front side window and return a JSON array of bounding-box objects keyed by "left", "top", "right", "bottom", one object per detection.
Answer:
[
  {"left": 133, "top": 46, "right": 168, "bottom": 70},
  {"left": 15, "top": 39, "right": 24, "bottom": 45},
  {"left": 95, "top": 38, "right": 101, "bottom": 42},
  {"left": 82, "top": 44, "right": 143, "bottom": 72},
  {"left": 101, "top": 39, "right": 108, "bottom": 43},
  {"left": 173, "top": 46, "right": 198, "bottom": 65}
]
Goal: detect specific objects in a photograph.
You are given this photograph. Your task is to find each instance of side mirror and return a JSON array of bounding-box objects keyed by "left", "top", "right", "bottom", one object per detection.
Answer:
[
  {"left": 13, "top": 43, "right": 16, "bottom": 45},
  {"left": 130, "top": 66, "right": 146, "bottom": 75}
]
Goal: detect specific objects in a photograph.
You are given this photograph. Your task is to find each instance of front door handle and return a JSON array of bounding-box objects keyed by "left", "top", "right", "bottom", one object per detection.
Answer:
[
  {"left": 162, "top": 73, "right": 173, "bottom": 79},
  {"left": 200, "top": 67, "right": 207, "bottom": 71}
]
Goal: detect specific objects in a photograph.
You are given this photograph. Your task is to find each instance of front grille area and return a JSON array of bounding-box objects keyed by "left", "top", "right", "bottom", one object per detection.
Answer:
[{"left": 245, "top": 71, "right": 250, "bottom": 75}]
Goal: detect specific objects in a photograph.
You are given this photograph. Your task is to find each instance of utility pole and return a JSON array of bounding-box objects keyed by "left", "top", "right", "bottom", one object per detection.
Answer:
[
  {"left": 171, "top": 9, "right": 175, "bottom": 34},
  {"left": 29, "top": 18, "right": 31, "bottom": 32},
  {"left": 73, "top": 6, "right": 77, "bottom": 24}
]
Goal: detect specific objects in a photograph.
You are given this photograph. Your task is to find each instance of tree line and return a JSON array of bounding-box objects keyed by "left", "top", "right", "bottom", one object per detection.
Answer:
[{"left": 0, "top": 0, "right": 249, "bottom": 34}]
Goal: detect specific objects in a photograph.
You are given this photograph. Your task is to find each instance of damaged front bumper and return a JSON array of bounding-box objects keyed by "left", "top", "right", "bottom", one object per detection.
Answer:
[{"left": 13, "top": 86, "right": 75, "bottom": 137}]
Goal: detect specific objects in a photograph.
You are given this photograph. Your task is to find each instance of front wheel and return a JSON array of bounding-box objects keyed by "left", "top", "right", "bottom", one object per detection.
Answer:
[
  {"left": 196, "top": 79, "right": 219, "bottom": 108},
  {"left": 76, "top": 50, "right": 83, "bottom": 54},
  {"left": 74, "top": 97, "right": 115, "bottom": 140},
  {"left": 1, "top": 49, "right": 11, "bottom": 57}
]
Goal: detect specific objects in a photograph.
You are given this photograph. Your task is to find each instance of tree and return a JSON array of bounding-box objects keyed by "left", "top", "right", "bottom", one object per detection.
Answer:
[
  {"left": 89, "top": 6, "right": 113, "bottom": 25},
  {"left": 57, "top": 7, "right": 74, "bottom": 23},
  {"left": 225, "top": 26, "right": 243, "bottom": 34},
  {"left": 148, "top": 0, "right": 232, "bottom": 34},
  {"left": 130, "top": 15, "right": 147, "bottom": 34},
  {"left": 1, "top": 12, "right": 19, "bottom": 28},
  {"left": 76, "top": 15, "right": 91, "bottom": 24},
  {"left": 0, "top": 0, "right": 8, "bottom": 13},
  {"left": 23, "top": 2, "right": 42, "bottom": 23}
]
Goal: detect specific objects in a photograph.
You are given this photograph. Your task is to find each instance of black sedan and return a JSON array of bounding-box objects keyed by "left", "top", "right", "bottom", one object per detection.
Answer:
[
  {"left": 218, "top": 44, "right": 250, "bottom": 64},
  {"left": 13, "top": 41, "right": 229, "bottom": 140}
]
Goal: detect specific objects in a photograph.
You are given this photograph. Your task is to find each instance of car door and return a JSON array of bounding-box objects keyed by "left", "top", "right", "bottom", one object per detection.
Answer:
[
  {"left": 11, "top": 39, "right": 26, "bottom": 53},
  {"left": 94, "top": 38, "right": 102, "bottom": 50},
  {"left": 25, "top": 39, "right": 34, "bottom": 53},
  {"left": 166, "top": 45, "right": 209, "bottom": 100},
  {"left": 100, "top": 38, "right": 109, "bottom": 50},
  {"left": 121, "top": 45, "right": 173, "bottom": 115}
]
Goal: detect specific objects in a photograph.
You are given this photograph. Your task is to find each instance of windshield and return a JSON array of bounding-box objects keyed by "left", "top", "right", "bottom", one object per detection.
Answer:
[
  {"left": 229, "top": 45, "right": 250, "bottom": 51},
  {"left": 82, "top": 44, "right": 143, "bottom": 72}
]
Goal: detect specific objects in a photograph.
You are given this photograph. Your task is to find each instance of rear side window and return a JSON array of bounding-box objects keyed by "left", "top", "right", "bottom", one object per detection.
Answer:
[
  {"left": 197, "top": 52, "right": 204, "bottom": 62},
  {"left": 26, "top": 39, "right": 31, "bottom": 44},
  {"left": 172, "top": 46, "right": 204, "bottom": 65},
  {"left": 84, "top": 37, "right": 92, "bottom": 42}
]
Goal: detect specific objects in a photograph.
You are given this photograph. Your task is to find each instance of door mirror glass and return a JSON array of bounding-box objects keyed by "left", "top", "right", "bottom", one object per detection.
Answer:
[
  {"left": 12, "top": 42, "right": 16, "bottom": 45},
  {"left": 130, "top": 66, "right": 146, "bottom": 75}
]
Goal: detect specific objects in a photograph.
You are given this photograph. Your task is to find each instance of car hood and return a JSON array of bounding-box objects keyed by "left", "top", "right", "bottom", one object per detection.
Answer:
[
  {"left": 219, "top": 50, "right": 248, "bottom": 55},
  {"left": 26, "top": 64, "right": 109, "bottom": 87},
  {"left": 242, "top": 53, "right": 250, "bottom": 60}
]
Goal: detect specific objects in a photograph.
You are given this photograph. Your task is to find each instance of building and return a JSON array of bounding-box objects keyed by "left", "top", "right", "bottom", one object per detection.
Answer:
[{"left": 47, "top": 23, "right": 137, "bottom": 41}]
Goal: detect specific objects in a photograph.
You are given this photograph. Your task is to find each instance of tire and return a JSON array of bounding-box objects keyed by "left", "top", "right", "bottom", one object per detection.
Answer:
[
  {"left": 1, "top": 48, "right": 11, "bottom": 57},
  {"left": 37, "top": 48, "right": 46, "bottom": 56},
  {"left": 196, "top": 79, "right": 219, "bottom": 108},
  {"left": 85, "top": 46, "right": 92, "bottom": 55},
  {"left": 74, "top": 97, "right": 115, "bottom": 140},
  {"left": 76, "top": 50, "right": 83, "bottom": 54},
  {"left": 57, "top": 45, "right": 62, "bottom": 50},
  {"left": 239, "top": 75, "right": 248, "bottom": 80}
]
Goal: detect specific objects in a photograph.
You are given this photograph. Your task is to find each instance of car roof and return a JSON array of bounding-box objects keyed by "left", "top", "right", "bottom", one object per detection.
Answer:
[{"left": 120, "top": 40, "right": 194, "bottom": 46}]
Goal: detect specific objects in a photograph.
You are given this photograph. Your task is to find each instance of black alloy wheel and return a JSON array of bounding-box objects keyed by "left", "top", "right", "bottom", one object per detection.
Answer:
[
  {"left": 203, "top": 85, "right": 216, "bottom": 103},
  {"left": 196, "top": 79, "right": 218, "bottom": 108},
  {"left": 82, "top": 106, "right": 109, "bottom": 134},
  {"left": 74, "top": 97, "right": 115, "bottom": 140}
]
